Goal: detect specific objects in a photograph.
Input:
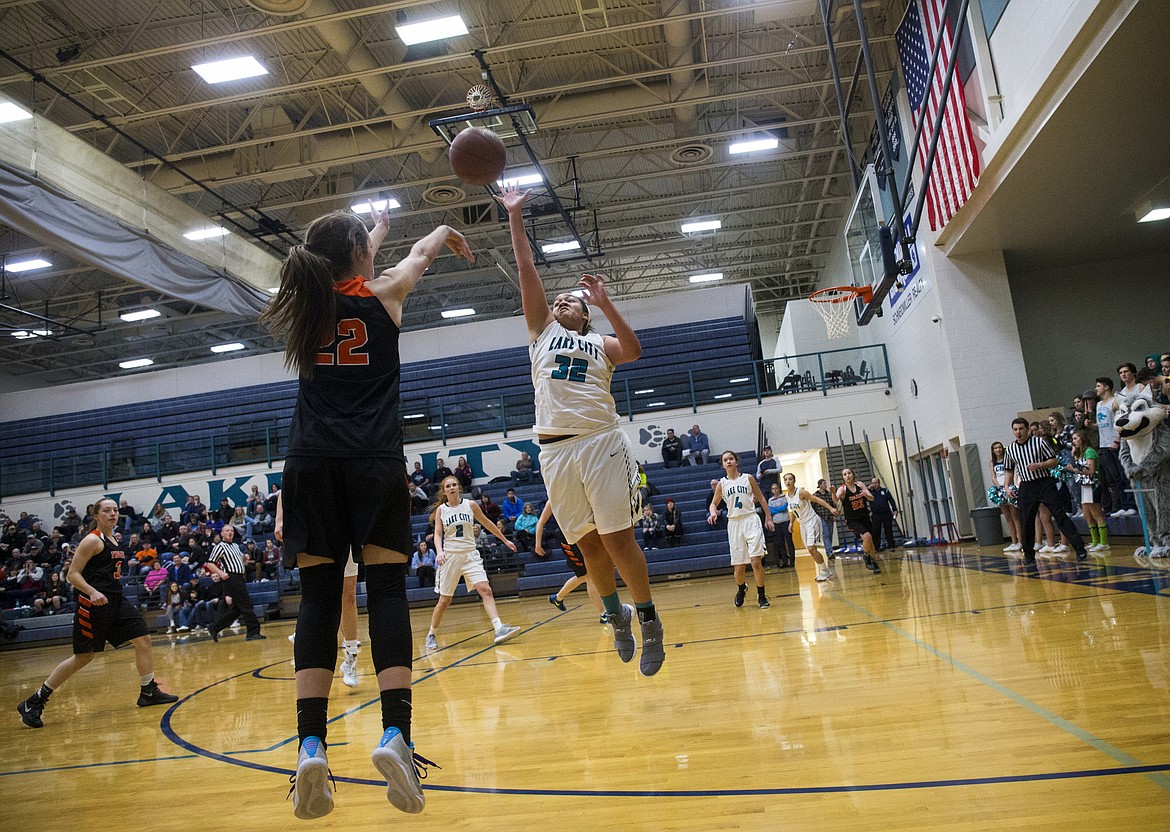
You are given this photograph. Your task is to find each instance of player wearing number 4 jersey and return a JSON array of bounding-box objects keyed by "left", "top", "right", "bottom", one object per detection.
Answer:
[
  {"left": 262, "top": 204, "right": 471, "bottom": 819},
  {"left": 424, "top": 476, "right": 521, "bottom": 650},
  {"left": 709, "top": 451, "right": 774, "bottom": 609},
  {"left": 16, "top": 497, "right": 177, "bottom": 730},
  {"left": 496, "top": 185, "right": 664, "bottom": 677}
]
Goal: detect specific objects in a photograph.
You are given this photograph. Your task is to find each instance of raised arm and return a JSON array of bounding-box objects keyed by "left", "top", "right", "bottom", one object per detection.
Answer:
[
  {"left": 580, "top": 273, "right": 642, "bottom": 366},
  {"left": 802, "top": 488, "right": 838, "bottom": 515},
  {"left": 495, "top": 187, "right": 553, "bottom": 340},
  {"left": 372, "top": 224, "right": 473, "bottom": 326}
]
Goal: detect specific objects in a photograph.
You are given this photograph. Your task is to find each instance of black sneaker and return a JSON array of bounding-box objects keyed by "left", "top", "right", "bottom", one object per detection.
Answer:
[
  {"left": 245, "top": 633, "right": 267, "bottom": 641},
  {"left": 17, "top": 697, "right": 44, "bottom": 728},
  {"left": 864, "top": 555, "right": 882, "bottom": 574},
  {"left": 758, "top": 595, "right": 771, "bottom": 610},
  {"left": 548, "top": 594, "right": 566, "bottom": 612},
  {"left": 137, "top": 682, "right": 179, "bottom": 708},
  {"left": 734, "top": 584, "right": 747, "bottom": 608}
]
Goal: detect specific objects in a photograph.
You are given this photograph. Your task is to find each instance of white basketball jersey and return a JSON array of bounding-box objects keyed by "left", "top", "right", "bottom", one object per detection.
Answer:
[
  {"left": 788, "top": 488, "right": 819, "bottom": 528},
  {"left": 721, "top": 474, "right": 757, "bottom": 519},
  {"left": 439, "top": 499, "right": 477, "bottom": 555},
  {"left": 531, "top": 320, "right": 618, "bottom": 435}
]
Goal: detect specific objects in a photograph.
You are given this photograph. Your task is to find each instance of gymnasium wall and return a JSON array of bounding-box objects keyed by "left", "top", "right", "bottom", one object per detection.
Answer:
[
  {"left": 1007, "top": 250, "right": 1170, "bottom": 409},
  {"left": 2, "top": 384, "right": 897, "bottom": 525},
  {"left": 0, "top": 283, "right": 751, "bottom": 422}
]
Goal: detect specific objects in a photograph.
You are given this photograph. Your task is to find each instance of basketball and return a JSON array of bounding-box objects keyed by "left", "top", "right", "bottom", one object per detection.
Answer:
[{"left": 448, "top": 127, "right": 507, "bottom": 186}]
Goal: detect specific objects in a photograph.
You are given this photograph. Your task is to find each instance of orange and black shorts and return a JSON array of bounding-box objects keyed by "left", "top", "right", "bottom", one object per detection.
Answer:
[{"left": 73, "top": 593, "right": 149, "bottom": 653}]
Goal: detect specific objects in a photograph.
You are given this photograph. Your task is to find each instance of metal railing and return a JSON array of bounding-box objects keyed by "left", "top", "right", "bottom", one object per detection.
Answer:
[{"left": 1, "top": 344, "right": 889, "bottom": 498}]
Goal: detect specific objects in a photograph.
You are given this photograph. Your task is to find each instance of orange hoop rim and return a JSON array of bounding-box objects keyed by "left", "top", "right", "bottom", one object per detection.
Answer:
[{"left": 809, "top": 285, "right": 873, "bottom": 304}]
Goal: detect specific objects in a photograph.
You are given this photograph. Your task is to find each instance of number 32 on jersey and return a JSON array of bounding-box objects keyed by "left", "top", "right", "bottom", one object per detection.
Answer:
[
  {"left": 316, "top": 318, "right": 370, "bottom": 366},
  {"left": 550, "top": 353, "right": 587, "bottom": 382}
]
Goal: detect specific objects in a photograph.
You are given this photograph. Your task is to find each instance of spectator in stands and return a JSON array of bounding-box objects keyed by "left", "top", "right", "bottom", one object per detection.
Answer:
[
  {"left": 184, "top": 495, "right": 208, "bottom": 525},
  {"left": 190, "top": 574, "right": 222, "bottom": 634},
  {"left": 663, "top": 497, "right": 684, "bottom": 547},
  {"left": 1095, "top": 376, "right": 1137, "bottom": 516},
  {"left": 1136, "top": 367, "right": 1164, "bottom": 404},
  {"left": 499, "top": 488, "right": 523, "bottom": 533},
  {"left": 168, "top": 555, "right": 193, "bottom": 590},
  {"left": 1118, "top": 362, "right": 1151, "bottom": 403},
  {"left": 454, "top": 457, "right": 475, "bottom": 492},
  {"left": 638, "top": 504, "right": 664, "bottom": 550},
  {"left": 217, "top": 498, "right": 234, "bottom": 525},
  {"left": 512, "top": 503, "right": 540, "bottom": 552},
  {"left": 16, "top": 511, "right": 34, "bottom": 532},
  {"left": 636, "top": 462, "right": 657, "bottom": 506},
  {"left": 26, "top": 520, "right": 49, "bottom": 549},
  {"left": 661, "top": 429, "right": 683, "bottom": 468},
  {"left": 431, "top": 457, "right": 453, "bottom": 486},
  {"left": 16, "top": 558, "right": 45, "bottom": 607},
  {"left": 708, "top": 479, "right": 727, "bottom": 528},
  {"left": 409, "top": 462, "right": 432, "bottom": 496},
  {"left": 755, "top": 445, "right": 781, "bottom": 495},
  {"left": 260, "top": 540, "right": 281, "bottom": 580},
  {"left": 150, "top": 503, "right": 168, "bottom": 525},
  {"left": 245, "top": 485, "right": 263, "bottom": 515},
  {"left": 477, "top": 493, "right": 502, "bottom": 526},
  {"left": 162, "top": 582, "right": 184, "bottom": 633},
  {"left": 766, "top": 483, "right": 793, "bottom": 568},
  {"left": 2, "top": 522, "right": 24, "bottom": 557},
  {"left": 511, "top": 451, "right": 537, "bottom": 485},
  {"left": 407, "top": 480, "right": 430, "bottom": 515},
  {"left": 158, "top": 515, "right": 180, "bottom": 547},
  {"left": 116, "top": 500, "right": 138, "bottom": 533},
  {"left": 684, "top": 424, "right": 711, "bottom": 466},
  {"left": 139, "top": 521, "right": 158, "bottom": 547},
  {"left": 144, "top": 560, "right": 168, "bottom": 596},
  {"left": 411, "top": 540, "right": 436, "bottom": 588},
  {"left": 247, "top": 503, "right": 275, "bottom": 539},
  {"left": 229, "top": 507, "right": 248, "bottom": 540},
  {"left": 262, "top": 484, "right": 280, "bottom": 514},
  {"left": 57, "top": 506, "right": 83, "bottom": 539},
  {"left": 36, "top": 569, "right": 72, "bottom": 615},
  {"left": 133, "top": 540, "right": 159, "bottom": 576},
  {"left": 868, "top": 477, "right": 899, "bottom": 551}
]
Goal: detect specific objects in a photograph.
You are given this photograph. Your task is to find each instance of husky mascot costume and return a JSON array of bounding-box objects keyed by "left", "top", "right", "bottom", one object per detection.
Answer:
[{"left": 1117, "top": 396, "right": 1170, "bottom": 558}]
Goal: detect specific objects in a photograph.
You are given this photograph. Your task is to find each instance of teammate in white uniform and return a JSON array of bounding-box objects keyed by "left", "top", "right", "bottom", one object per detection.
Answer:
[
  {"left": 708, "top": 451, "right": 774, "bottom": 608},
  {"left": 783, "top": 472, "right": 839, "bottom": 581},
  {"left": 496, "top": 185, "right": 665, "bottom": 677},
  {"left": 424, "top": 477, "right": 521, "bottom": 650}
]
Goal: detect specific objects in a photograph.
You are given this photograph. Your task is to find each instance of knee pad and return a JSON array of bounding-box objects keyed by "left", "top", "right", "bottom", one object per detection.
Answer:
[
  {"left": 364, "top": 563, "right": 411, "bottom": 674},
  {"left": 294, "top": 561, "right": 345, "bottom": 672}
]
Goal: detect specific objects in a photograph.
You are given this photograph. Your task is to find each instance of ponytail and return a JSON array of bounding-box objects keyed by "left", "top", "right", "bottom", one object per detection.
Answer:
[{"left": 260, "top": 212, "right": 370, "bottom": 378}]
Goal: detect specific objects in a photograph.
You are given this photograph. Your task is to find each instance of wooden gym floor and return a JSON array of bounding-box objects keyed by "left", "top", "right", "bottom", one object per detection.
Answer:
[{"left": 2, "top": 545, "right": 1168, "bottom": 830}]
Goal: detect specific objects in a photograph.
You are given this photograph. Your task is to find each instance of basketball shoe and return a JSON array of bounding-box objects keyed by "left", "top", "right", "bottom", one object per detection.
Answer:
[
  {"left": 424, "top": 632, "right": 438, "bottom": 651},
  {"left": 548, "top": 594, "right": 566, "bottom": 611},
  {"left": 609, "top": 604, "right": 637, "bottom": 662},
  {"left": 137, "top": 681, "right": 178, "bottom": 707},
  {"left": 639, "top": 616, "right": 665, "bottom": 677},
  {"left": 291, "top": 736, "right": 333, "bottom": 820},
  {"left": 371, "top": 727, "right": 437, "bottom": 814},
  {"left": 17, "top": 695, "right": 45, "bottom": 728},
  {"left": 734, "top": 584, "right": 747, "bottom": 607},
  {"left": 340, "top": 652, "right": 359, "bottom": 688},
  {"left": 493, "top": 624, "right": 521, "bottom": 645}
]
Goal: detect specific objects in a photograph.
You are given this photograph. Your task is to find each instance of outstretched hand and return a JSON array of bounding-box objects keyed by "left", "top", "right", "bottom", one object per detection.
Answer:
[
  {"left": 443, "top": 227, "right": 475, "bottom": 263},
  {"left": 579, "top": 273, "right": 610, "bottom": 306},
  {"left": 493, "top": 186, "right": 534, "bottom": 213}
]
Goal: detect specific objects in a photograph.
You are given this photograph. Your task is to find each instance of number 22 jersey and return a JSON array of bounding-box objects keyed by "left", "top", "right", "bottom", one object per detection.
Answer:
[{"left": 530, "top": 320, "right": 618, "bottom": 435}]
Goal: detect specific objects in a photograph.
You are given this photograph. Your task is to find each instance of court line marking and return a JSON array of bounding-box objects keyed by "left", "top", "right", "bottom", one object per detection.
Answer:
[{"left": 830, "top": 592, "right": 1170, "bottom": 793}]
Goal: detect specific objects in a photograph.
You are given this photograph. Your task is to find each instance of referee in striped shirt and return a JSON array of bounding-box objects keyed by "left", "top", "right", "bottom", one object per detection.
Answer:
[
  {"left": 1003, "top": 417, "right": 1087, "bottom": 562},
  {"left": 205, "top": 524, "right": 265, "bottom": 641}
]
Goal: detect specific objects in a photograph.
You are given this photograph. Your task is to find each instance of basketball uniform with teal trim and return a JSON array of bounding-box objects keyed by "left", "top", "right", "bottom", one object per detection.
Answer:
[
  {"left": 436, "top": 499, "right": 487, "bottom": 596},
  {"left": 438, "top": 499, "right": 477, "bottom": 557},
  {"left": 530, "top": 321, "right": 617, "bottom": 435},
  {"left": 720, "top": 474, "right": 758, "bottom": 518},
  {"left": 722, "top": 474, "right": 765, "bottom": 565}
]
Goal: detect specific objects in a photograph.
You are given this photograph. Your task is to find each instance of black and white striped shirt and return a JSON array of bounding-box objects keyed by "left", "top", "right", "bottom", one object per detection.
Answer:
[
  {"left": 1003, "top": 436, "right": 1056, "bottom": 484},
  {"left": 210, "top": 541, "right": 246, "bottom": 575}
]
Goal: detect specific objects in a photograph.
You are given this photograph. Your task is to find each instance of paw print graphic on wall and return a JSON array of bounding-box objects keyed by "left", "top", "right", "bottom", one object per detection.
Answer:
[
  {"left": 639, "top": 425, "right": 665, "bottom": 448},
  {"left": 53, "top": 499, "right": 76, "bottom": 519}
]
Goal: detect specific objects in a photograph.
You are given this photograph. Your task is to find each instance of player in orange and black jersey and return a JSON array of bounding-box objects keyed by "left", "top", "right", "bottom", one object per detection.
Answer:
[
  {"left": 16, "top": 498, "right": 177, "bottom": 729},
  {"left": 262, "top": 202, "right": 472, "bottom": 819},
  {"left": 836, "top": 468, "right": 882, "bottom": 574},
  {"left": 534, "top": 502, "right": 606, "bottom": 622}
]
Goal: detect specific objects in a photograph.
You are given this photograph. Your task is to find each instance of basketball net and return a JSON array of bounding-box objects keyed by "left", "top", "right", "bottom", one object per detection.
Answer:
[{"left": 809, "top": 285, "right": 871, "bottom": 340}]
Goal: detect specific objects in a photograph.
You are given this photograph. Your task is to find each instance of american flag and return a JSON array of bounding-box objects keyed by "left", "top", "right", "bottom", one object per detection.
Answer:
[{"left": 896, "top": 0, "right": 980, "bottom": 231}]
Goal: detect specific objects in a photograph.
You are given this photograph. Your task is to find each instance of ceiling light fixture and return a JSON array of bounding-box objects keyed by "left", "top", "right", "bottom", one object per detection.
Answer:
[
  {"left": 3, "top": 257, "right": 51, "bottom": 272},
  {"left": 210, "top": 342, "right": 246, "bottom": 354},
  {"left": 0, "top": 102, "right": 34, "bottom": 124},
  {"left": 541, "top": 240, "right": 581, "bottom": 254},
  {"left": 119, "top": 358, "right": 155, "bottom": 369},
  {"left": 441, "top": 308, "right": 475, "bottom": 319},
  {"left": 395, "top": 15, "right": 468, "bottom": 45},
  {"left": 11, "top": 330, "right": 36, "bottom": 339},
  {"left": 713, "top": 393, "right": 733, "bottom": 399},
  {"left": 634, "top": 388, "right": 655, "bottom": 395},
  {"left": 1137, "top": 201, "right": 1170, "bottom": 223},
  {"left": 689, "top": 272, "right": 724, "bottom": 283},
  {"left": 729, "top": 138, "right": 779, "bottom": 155},
  {"left": 729, "top": 377, "right": 751, "bottom": 384},
  {"left": 681, "top": 219, "right": 721, "bottom": 233},
  {"left": 183, "top": 227, "right": 229, "bottom": 241},
  {"left": 351, "top": 198, "right": 401, "bottom": 214},
  {"left": 497, "top": 172, "right": 544, "bottom": 188},
  {"left": 119, "top": 308, "right": 161, "bottom": 322},
  {"left": 191, "top": 56, "right": 268, "bottom": 84}
]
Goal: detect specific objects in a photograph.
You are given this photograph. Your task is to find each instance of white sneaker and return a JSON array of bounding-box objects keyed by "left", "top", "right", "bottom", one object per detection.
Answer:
[
  {"left": 1110, "top": 509, "right": 1127, "bottom": 518},
  {"left": 815, "top": 567, "right": 834, "bottom": 582},
  {"left": 1096, "top": 543, "right": 1111, "bottom": 552},
  {"left": 1124, "top": 509, "right": 1138, "bottom": 517},
  {"left": 1003, "top": 543, "right": 1021, "bottom": 552},
  {"left": 371, "top": 727, "right": 428, "bottom": 814},
  {"left": 292, "top": 737, "right": 333, "bottom": 820},
  {"left": 1053, "top": 543, "right": 1070, "bottom": 554},
  {"left": 424, "top": 632, "right": 438, "bottom": 651},
  {"left": 177, "top": 625, "right": 190, "bottom": 633},
  {"left": 288, "top": 632, "right": 296, "bottom": 645},
  {"left": 1038, "top": 545, "right": 1055, "bottom": 554},
  {"left": 340, "top": 652, "right": 359, "bottom": 688},
  {"left": 493, "top": 624, "right": 521, "bottom": 645}
]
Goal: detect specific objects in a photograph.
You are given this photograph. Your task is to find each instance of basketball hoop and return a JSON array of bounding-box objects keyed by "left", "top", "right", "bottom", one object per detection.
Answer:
[
  {"left": 466, "top": 85, "right": 493, "bottom": 112},
  {"left": 809, "top": 285, "right": 872, "bottom": 340}
]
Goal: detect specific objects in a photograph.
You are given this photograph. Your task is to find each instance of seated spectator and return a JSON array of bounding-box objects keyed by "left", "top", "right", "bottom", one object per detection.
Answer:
[
  {"left": 216, "top": 497, "right": 234, "bottom": 525},
  {"left": 229, "top": 506, "right": 248, "bottom": 539},
  {"left": 639, "top": 504, "right": 664, "bottom": 550},
  {"left": 477, "top": 493, "right": 502, "bottom": 526},
  {"left": 139, "top": 520, "right": 159, "bottom": 547},
  {"left": 431, "top": 458, "right": 453, "bottom": 487},
  {"left": 1, "top": 522, "right": 25, "bottom": 557},
  {"left": 135, "top": 541, "right": 159, "bottom": 575},
  {"left": 56, "top": 506, "right": 83, "bottom": 539},
  {"left": 245, "top": 484, "right": 264, "bottom": 515},
  {"left": 26, "top": 520, "right": 49, "bottom": 548},
  {"left": 115, "top": 500, "right": 138, "bottom": 533},
  {"left": 260, "top": 539, "right": 282, "bottom": 580},
  {"left": 636, "top": 462, "right": 657, "bottom": 505},
  {"left": 35, "top": 569, "right": 72, "bottom": 615},
  {"left": 162, "top": 582, "right": 184, "bottom": 632},
  {"left": 263, "top": 484, "right": 280, "bottom": 514},
  {"left": 512, "top": 503, "right": 539, "bottom": 552},
  {"left": 183, "top": 495, "right": 208, "bottom": 525},
  {"left": 454, "top": 456, "right": 474, "bottom": 492},
  {"left": 158, "top": 515, "right": 180, "bottom": 547},
  {"left": 150, "top": 503, "right": 168, "bottom": 525},
  {"left": 411, "top": 540, "right": 436, "bottom": 587},
  {"left": 499, "top": 488, "right": 524, "bottom": 532},
  {"left": 168, "top": 555, "right": 193, "bottom": 590},
  {"left": 409, "top": 461, "right": 432, "bottom": 496},
  {"left": 661, "top": 428, "right": 683, "bottom": 468},
  {"left": 684, "top": 424, "right": 711, "bottom": 466},
  {"left": 663, "top": 497, "right": 684, "bottom": 547},
  {"left": 408, "top": 481, "right": 430, "bottom": 515},
  {"left": 708, "top": 479, "right": 728, "bottom": 527},
  {"left": 191, "top": 574, "right": 223, "bottom": 633},
  {"left": 511, "top": 451, "right": 537, "bottom": 485},
  {"left": 144, "top": 560, "right": 168, "bottom": 596},
  {"left": 15, "top": 559, "right": 45, "bottom": 607},
  {"left": 246, "top": 504, "right": 275, "bottom": 539},
  {"left": 175, "top": 586, "right": 200, "bottom": 632}
]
